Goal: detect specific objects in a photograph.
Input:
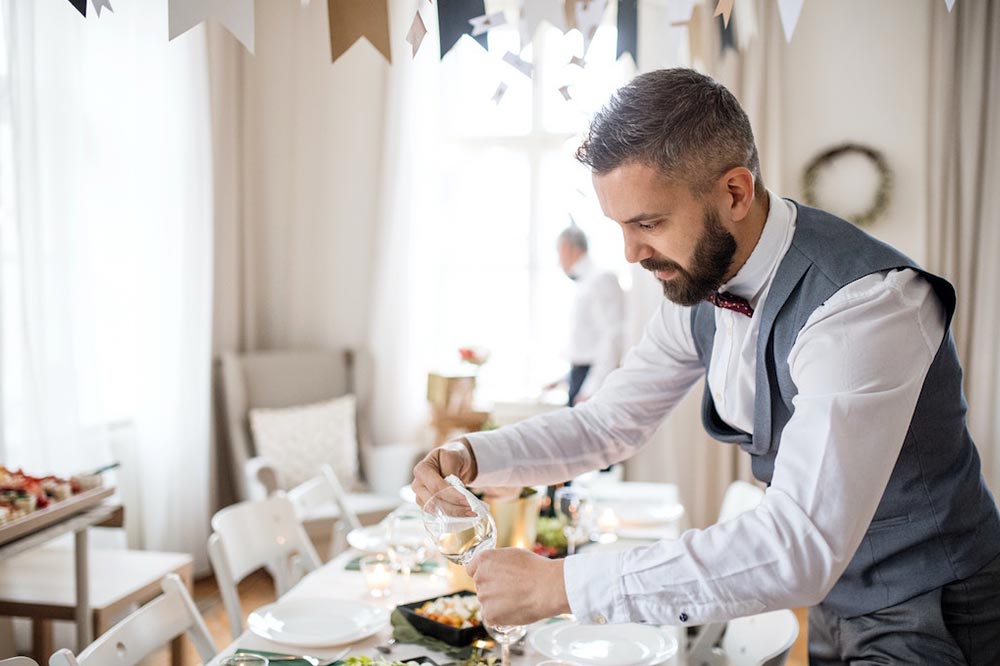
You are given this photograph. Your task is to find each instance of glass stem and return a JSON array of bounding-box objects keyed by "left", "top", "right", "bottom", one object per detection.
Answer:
[{"left": 501, "top": 641, "right": 511, "bottom": 666}]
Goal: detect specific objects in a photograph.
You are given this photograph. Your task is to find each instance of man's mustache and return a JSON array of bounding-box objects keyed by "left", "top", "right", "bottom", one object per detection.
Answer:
[{"left": 640, "top": 257, "right": 683, "bottom": 273}]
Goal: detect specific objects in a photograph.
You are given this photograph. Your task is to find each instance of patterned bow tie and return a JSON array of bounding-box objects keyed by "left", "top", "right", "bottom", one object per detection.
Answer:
[{"left": 706, "top": 291, "right": 754, "bottom": 318}]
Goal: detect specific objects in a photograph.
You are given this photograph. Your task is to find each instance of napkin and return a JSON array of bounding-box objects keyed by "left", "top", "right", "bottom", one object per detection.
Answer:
[
  {"left": 345, "top": 557, "right": 441, "bottom": 574},
  {"left": 391, "top": 609, "right": 474, "bottom": 660}
]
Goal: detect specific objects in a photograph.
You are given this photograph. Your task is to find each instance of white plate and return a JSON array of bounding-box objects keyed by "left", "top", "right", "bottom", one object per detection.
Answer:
[
  {"left": 530, "top": 621, "right": 679, "bottom": 666},
  {"left": 247, "top": 598, "right": 389, "bottom": 648},
  {"left": 346, "top": 524, "right": 389, "bottom": 553}
]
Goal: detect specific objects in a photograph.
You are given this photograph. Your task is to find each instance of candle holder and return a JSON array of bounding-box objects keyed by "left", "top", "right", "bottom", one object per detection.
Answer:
[{"left": 360, "top": 553, "right": 394, "bottom": 599}]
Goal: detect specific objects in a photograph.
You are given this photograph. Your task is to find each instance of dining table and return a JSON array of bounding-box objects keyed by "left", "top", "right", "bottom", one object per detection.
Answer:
[{"left": 207, "top": 539, "right": 688, "bottom": 666}]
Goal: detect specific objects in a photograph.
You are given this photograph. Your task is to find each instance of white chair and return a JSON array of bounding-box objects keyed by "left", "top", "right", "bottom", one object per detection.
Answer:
[
  {"left": 208, "top": 495, "right": 323, "bottom": 640},
  {"left": 1, "top": 657, "right": 40, "bottom": 665},
  {"left": 720, "top": 610, "right": 799, "bottom": 666},
  {"left": 47, "top": 573, "right": 215, "bottom": 666},
  {"left": 287, "top": 464, "right": 361, "bottom": 560},
  {"left": 717, "top": 480, "right": 765, "bottom": 523}
]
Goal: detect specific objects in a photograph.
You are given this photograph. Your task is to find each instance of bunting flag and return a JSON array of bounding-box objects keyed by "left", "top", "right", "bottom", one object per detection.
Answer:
[
  {"left": 616, "top": 0, "right": 637, "bottom": 62},
  {"left": 520, "top": 0, "right": 566, "bottom": 48},
  {"left": 327, "top": 0, "right": 391, "bottom": 63},
  {"left": 469, "top": 11, "right": 506, "bottom": 37},
  {"left": 776, "top": 0, "right": 804, "bottom": 42},
  {"left": 438, "top": 0, "right": 488, "bottom": 58},
  {"left": 92, "top": 0, "right": 113, "bottom": 17},
  {"left": 406, "top": 11, "right": 428, "bottom": 58},
  {"left": 713, "top": 0, "right": 734, "bottom": 28},
  {"left": 559, "top": 84, "right": 573, "bottom": 101},
  {"left": 569, "top": 54, "right": 586, "bottom": 67},
  {"left": 169, "top": 0, "right": 255, "bottom": 53},
  {"left": 574, "top": 0, "right": 608, "bottom": 54},
  {"left": 502, "top": 50, "right": 534, "bottom": 78},
  {"left": 66, "top": 0, "right": 87, "bottom": 16},
  {"left": 719, "top": 13, "right": 736, "bottom": 54},
  {"left": 944, "top": 0, "right": 956, "bottom": 10}
]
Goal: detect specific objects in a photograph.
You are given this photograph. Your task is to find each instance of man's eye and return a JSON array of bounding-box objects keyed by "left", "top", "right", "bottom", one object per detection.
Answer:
[{"left": 638, "top": 221, "right": 658, "bottom": 230}]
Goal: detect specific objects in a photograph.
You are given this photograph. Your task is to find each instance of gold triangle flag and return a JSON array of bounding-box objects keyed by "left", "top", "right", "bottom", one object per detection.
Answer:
[
  {"left": 328, "top": 0, "right": 391, "bottom": 64},
  {"left": 713, "top": 0, "right": 734, "bottom": 28}
]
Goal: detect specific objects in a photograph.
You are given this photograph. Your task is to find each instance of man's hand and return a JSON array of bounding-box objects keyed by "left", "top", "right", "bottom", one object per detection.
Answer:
[
  {"left": 411, "top": 439, "right": 478, "bottom": 507},
  {"left": 467, "top": 548, "right": 572, "bottom": 626}
]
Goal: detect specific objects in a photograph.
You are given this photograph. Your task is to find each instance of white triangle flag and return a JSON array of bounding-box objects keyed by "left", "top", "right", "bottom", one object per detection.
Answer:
[
  {"left": 574, "top": 0, "right": 608, "bottom": 53},
  {"left": 519, "top": 0, "right": 566, "bottom": 49},
  {"left": 169, "top": 0, "right": 255, "bottom": 53},
  {"left": 944, "top": 0, "right": 956, "bottom": 11},
  {"left": 776, "top": 0, "right": 804, "bottom": 43}
]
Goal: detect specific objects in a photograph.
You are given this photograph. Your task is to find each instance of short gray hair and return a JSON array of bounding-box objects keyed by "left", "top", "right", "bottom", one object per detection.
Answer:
[
  {"left": 558, "top": 226, "right": 588, "bottom": 252},
  {"left": 576, "top": 68, "right": 764, "bottom": 198}
]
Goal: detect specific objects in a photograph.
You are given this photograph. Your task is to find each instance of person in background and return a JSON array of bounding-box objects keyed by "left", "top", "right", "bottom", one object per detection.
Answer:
[{"left": 546, "top": 224, "right": 625, "bottom": 406}]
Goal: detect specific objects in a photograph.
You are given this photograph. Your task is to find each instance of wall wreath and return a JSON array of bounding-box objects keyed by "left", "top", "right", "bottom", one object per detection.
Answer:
[{"left": 801, "top": 142, "right": 893, "bottom": 227}]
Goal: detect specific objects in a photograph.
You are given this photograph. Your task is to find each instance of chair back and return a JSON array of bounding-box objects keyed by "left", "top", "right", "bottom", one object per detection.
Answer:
[
  {"left": 720, "top": 609, "right": 799, "bottom": 666},
  {"left": 288, "top": 464, "right": 363, "bottom": 532},
  {"left": 48, "top": 574, "right": 215, "bottom": 666},
  {"left": 218, "top": 349, "right": 373, "bottom": 499},
  {"left": 208, "top": 494, "right": 322, "bottom": 638},
  {"left": 1, "top": 658, "right": 40, "bottom": 666},
  {"left": 717, "top": 480, "right": 765, "bottom": 523}
]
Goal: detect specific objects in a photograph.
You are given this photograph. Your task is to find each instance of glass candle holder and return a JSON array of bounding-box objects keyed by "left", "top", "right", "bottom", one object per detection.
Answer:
[
  {"left": 220, "top": 654, "right": 269, "bottom": 666},
  {"left": 596, "top": 507, "right": 620, "bottom": 544},
  {"left": 360, "top": 553, "right": 394, "bottom": 598}
]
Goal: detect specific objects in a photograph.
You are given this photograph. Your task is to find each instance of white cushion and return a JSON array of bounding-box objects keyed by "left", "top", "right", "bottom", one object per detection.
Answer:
[{"left": 249, "top": 395, "right": 358, "bottom": 490}]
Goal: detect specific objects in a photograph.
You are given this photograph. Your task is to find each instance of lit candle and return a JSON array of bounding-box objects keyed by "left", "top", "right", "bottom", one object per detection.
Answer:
[
  {"left": 361, "top": 555, "right": 393, "bottom": 598},
  {"left": 596, "top": 508, "right": 620, "bottom": 543}
]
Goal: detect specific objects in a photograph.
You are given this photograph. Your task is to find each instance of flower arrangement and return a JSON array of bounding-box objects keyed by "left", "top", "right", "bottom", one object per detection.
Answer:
[{"left": 457, "top": 346, "right": 490, "bottom": 366}]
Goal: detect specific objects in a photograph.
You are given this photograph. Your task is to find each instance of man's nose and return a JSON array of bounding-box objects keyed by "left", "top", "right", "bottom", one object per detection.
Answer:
[{"left": 624, "top": 235, "right": 653, "bottom": 264}]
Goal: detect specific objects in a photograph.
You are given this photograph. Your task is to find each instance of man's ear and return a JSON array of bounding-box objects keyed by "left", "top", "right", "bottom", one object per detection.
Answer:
[{"left": 721, "top": 166, "right": 756, "bottom": 222}]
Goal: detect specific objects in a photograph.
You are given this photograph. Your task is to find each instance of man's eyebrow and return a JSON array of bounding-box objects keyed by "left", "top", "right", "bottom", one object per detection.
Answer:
[{"left": 622, "top": 213, "right": 665, "bottom": 225}]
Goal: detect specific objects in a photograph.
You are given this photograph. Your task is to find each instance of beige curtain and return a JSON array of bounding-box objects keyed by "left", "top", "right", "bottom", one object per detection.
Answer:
[{"left": 926, "top": 0, "right": 1000, "bottom": 496}]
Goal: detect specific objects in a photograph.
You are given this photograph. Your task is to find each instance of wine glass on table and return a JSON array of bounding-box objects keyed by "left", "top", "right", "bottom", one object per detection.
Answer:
[
  {"left": 422, "top": 478, "right": 525, "bottom": 666},
  {"left": 385, "top": 506, "right": 432, "bottom": 592},
  {"left": 554, "top": 487, "right": 590, "bottom": 556}
]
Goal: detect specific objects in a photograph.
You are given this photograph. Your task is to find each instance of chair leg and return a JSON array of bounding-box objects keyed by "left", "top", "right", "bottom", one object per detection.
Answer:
[
  {"left": 170, "top": 635, "right": 186, "bottom": 666},
  {"left": 31, "top": 618, "right": 53, "bottom": 664}
]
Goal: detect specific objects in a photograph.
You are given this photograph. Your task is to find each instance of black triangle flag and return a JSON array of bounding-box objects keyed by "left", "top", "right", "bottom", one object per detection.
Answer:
[
  {"left": 438, "top": 0, "right": 488, "bottom": 58},
  {"left": 67, "top": 0, "right": 87, "bottom": 16},
  {"left": 616, "top": 0, "right": 637, "bottom": 62}
]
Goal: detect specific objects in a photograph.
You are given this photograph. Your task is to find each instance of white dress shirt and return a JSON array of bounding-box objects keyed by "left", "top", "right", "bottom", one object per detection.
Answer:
[
  {"left": 466, "top": 191, "right": 946, "bottom": 625},
  {"left": 567, "top": 255, "right": 625, "bottom": 398}
]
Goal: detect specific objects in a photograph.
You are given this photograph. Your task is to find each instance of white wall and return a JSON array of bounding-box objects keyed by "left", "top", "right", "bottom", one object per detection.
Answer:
[{"left": 778, "top": 0, "right": 933, "bottom": 264}]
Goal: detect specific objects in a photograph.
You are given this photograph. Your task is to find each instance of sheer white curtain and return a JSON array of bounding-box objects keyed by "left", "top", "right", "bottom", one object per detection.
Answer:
[
  {"left": 0, "top": 0, "right": 214, "bottom": 567},
  {"left": 927, "top": 0, "right": 1000, "bottom": 496}
]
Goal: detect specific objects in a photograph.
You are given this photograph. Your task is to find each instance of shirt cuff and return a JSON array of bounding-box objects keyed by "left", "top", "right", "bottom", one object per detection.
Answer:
[
  {"left": 564, "top": 549, "right": 627, "bottom": 625},
  {"left": 465, "top": 431, "right": 516, "bottom": 487}
]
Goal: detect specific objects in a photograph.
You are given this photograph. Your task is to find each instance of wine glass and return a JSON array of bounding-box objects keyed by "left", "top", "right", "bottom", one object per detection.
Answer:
[
  {"left": 554, "top": 487, "right": 590, "bottom": 555},
  {"left": 485, "top": 622, "right": 527, "bottom": 666},
  {"left": 420, "top": 479, "right": 496, "bottom": 565},
  {"left": 385, "top": 506, "right": 431, "bottom": 585}
]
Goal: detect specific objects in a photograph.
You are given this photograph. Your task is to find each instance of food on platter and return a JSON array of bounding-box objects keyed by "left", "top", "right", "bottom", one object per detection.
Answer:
[
  {"left": 342, "top": 657, "right": 438, "bottom": 666},
  {"left": 0, "top": 466, "right": 85, "bottom": 525},
  {"left": 532, "top": 517, "right": 568, "bottom": 558},
  {"left": 413, "top": 593, "right": 482, "bottom": 629}
]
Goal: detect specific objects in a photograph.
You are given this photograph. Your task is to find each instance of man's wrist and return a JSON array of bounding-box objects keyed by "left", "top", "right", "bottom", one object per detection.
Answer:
[{"left": 460, "top": 437, "right": 478, "bottom": 482}]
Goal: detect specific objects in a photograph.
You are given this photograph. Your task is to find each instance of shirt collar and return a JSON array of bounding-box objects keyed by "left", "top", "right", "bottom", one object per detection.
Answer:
[{"left": 719, "top": 190, "right": 793, "bottom": 305}]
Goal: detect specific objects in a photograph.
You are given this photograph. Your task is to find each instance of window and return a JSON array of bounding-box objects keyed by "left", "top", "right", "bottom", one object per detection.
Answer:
[{"left": 430, "top": 11, "right": 634, "bottom": 402}]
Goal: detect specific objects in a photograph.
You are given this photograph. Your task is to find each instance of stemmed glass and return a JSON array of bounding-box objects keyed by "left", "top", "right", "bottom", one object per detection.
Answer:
[
  {"left": 554, "top": 487, "right": 590, "bottom": 556},
  {"left": 422, "top": 477, "right": 524, "bottom": 666},
  {"left": 385, "top": 506, "right": 432, "bottom": 590}
]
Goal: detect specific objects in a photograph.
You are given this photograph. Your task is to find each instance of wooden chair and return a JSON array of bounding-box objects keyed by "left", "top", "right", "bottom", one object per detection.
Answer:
[
  {"left": 0, "top": 547, "right": 192, "bottom": 663},
  {"left": 48, "top": 574, "right": 215, "bottom": 666},
  {"left": 207, "top": 495, "right": 322, "bottom": 640}
]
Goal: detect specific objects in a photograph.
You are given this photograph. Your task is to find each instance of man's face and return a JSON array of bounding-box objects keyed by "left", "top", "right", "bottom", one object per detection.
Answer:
[{"left": 593, "top": 162, "right": 737, "bottom": 306}]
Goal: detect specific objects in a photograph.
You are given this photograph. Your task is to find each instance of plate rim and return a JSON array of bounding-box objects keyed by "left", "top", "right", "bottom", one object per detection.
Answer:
[
  {"left": 529, "top": 620, "right": 678, "bottom": 666},
  {"left": 247, "top": 596, "right": 390, "bottom": 648}
]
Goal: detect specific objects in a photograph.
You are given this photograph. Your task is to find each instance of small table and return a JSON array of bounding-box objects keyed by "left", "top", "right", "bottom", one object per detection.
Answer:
[
  {"left": 208, "top": 549, "right": 687, "bottom": 666},
  {"left": 0, "top": 501, "right": 122, "bottom": 653}
]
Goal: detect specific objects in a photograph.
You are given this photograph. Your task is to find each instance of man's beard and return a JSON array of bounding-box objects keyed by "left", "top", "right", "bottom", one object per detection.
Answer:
[{"left": 640, "top": 207, "right": 737, "bottom": 306}]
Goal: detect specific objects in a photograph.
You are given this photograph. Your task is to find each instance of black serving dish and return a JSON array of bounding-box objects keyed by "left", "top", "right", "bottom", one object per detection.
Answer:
[
  {"left": 333, "top": 656, "right": 440, "bottom": 666},
  {"left": 396, "top": 590, "right": 488, "bottom": 647}
]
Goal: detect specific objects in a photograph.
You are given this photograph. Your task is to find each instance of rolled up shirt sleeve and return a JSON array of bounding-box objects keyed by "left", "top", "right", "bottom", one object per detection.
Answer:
[{"left": 560, "top": 270, "right": 946, "bottom": 626}]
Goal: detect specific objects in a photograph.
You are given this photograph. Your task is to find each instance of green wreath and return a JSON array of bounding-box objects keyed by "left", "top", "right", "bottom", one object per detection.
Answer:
[{"left": 801, "top": 142, "right": 893, "bottom": 227}]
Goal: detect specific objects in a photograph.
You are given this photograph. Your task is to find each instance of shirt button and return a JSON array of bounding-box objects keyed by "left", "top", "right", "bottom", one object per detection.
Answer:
[
  {"left": 714, "top": 391, "right": 722, "bottom": 402},
  {"left": 594, "top": 614, "right": 608, "bottom": 624},
  {"left": 678, "top": 612, "right": 689, "bottom": 622}
]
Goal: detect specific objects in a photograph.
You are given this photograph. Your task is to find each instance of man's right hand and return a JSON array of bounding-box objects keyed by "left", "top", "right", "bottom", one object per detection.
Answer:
[{"left": 411, "top": 439, "right": 478, "bottom": 507}]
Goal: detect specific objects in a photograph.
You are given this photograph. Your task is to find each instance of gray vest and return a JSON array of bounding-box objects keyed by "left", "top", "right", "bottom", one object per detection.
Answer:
[{"left": 690, "top": 202, "right": 1000, "bottom": 617}]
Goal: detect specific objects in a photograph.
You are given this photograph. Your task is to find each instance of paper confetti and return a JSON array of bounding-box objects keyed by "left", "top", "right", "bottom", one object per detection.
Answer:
[
  {"left": 491, "top": 81, "right": 509, "bottom": 105},
  {"left": 469, "top": 11, "right": 506, "bottom": 37},
  {"left": 503, "top": 50, "right": 534, "bottom": 77}
]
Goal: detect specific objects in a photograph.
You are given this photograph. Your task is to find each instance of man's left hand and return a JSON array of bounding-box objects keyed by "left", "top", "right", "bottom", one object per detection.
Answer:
[{"left": 466, "top": 548, "right": 572, "bottom": 626}]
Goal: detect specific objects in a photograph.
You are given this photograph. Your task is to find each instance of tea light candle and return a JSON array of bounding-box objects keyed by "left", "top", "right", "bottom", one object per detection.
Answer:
[
  {"left": 596, "top": 507, "right": 620, "bottom": 543},
  {"left": 361, "top": 554, "right": 393, "bottom": 598}
]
